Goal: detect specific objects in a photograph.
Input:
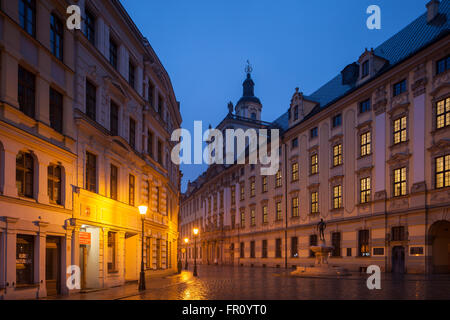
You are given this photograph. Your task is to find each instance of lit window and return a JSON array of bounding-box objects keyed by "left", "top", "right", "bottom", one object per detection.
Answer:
[
  {"left": 129, "top": 174, "right": 135, "bottom": 206},
  {"left": 262, "top": 205, "right": 268, "bottom": 224},
  {"left": 16, "top": 235, "right": 34, "bottom": 285},
  {"left": 393, "top": 116, "right": 407, "bottom": 144},
  {"left": 393, "top": 167, "right": 407, "bottom": 197},
  {"left": 360, "top": 132, "right": 371, "bottom": 157},
  {"left": 333, "top": 185, "right": 342, "bottom": 209},
  {"left": 436, "top": 98, "right": 450, "bottom": 129},
  {"left": 107, "top": 232, "right": 117, "bottom": 272},
  {"left": 48, "top": 164, "right": 62, "bottom": 205},
  {"left": 276, "top": 201, "right": 282, "bottom": 221},
  {"left": 333, "top": 144, "right": 343, "bottom": 167},
  {"left": 240, "top": 182, "right": 245, "bottom": 201},
  {"left": 262, "top": 176, "right": 268, "bottom": 193},
  {"left": 250, "top": 208, "right": 256, "bottom": 226},
  {"left": 231, "top": 186, "right": 236, "bottom": 205},
  {"left": 360, "top": 177, "right": 371, "bottom": 204},
  {"left": 276, "top": 170, "right": 282, "bottom": 188},
  {"left": 292, "top": 162, "right": 299, "bottom": 181},
  {"left": 16, "top": 152, "right": 34, "bottom": 198},
  {"left": 358, "top": 230, "right": 370, "bottom": 257},
  {"left": 311, "top": 154, "right": 318, "bottom": 175},
  {"left": 311, "top": 192, "right": 318, "bottom": 214},
  {"left": 250, "top": 177, "right": 256, "bottom": 197},
  {"left": 292, "top": 197, "right": 299, "bottom": 217},
  {"left": 240, "top": 209, "right": 245, "bottom": 228},
  {"left": 435, "top": 155, "right": 450, "bottom": 189}
]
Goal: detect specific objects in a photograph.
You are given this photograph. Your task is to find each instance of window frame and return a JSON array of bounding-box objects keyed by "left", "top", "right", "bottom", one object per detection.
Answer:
[
  {"left": 110, "top": 164, "right": 118, "bottom": 200},
  {"left": 310, "top": 191, "right": 318, "bottom": 214},
  {"left": 47, "top": 164, "right": 62, "bottom": 205},
  {"left": 360, "top": 177, "right": 371, "bottom": 204},
  {"left": 291, "top": 162, "right": 299, "bottom": 182},
  {"left": 393, "top": 79, "right": 407, "bottom": 97},
  {"left": 49, "top": 87, "right": 63, "bottom": 133},
  {"left": 291, "top": 196, "right": 299, "bottom": 217},
  {"left": 393, "top": 167, "right": 407, "bottom": 197},
  {"left": 19, "top": 0, "right": 36, "bottom": 38},
  {"left": 18, "top": 66, "right": 36, "bottom": 119},
  {"left": 129, "top": 174, "right": 135, "bottom": 206},
  {"left": 436, "top": 98, "right": 450, "bottom": 130},
  {"left": 332, "top": 185, "right": 342, "bottom": 209},
  {"left": 129, "top": 118, "right": 136, "bottom": 149},
  {"left": 360, "top": 131, "right": 372, "bottom": 157},
  {"left": 332, "top": 144, "right": 343, "bottom": 167},
  {"left": 50, "top": 13, "right": 64, "bottom": 60},
  {"left": 85, "top": 152, "right": 97, "bottom": 193},
  {"left": 85, "top": 9, "right": 96, "bottom": 45},
  {"left": 393, "top": 116, "right": 407, "bottom": 145},
  {"left": 310, "top": 154, "right": 318, "bottom": 175},
  {"left": 435, "top": 155, "right": 450, "bottom": 189},
  {"left": 16, "top": 152, "right": 34, "bottom": 198},
  {"left": 85, "top": 80, "right": 97, "bottom": 121}
]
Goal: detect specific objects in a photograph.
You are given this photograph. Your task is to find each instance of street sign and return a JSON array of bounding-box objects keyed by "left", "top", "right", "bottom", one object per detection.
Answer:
[{"left": 79, "top": 232, "right": 91, "bottom": 245}]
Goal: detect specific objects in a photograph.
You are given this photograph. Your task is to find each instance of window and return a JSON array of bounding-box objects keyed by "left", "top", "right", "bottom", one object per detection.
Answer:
[
  {"left": 231, "top": 186, "right": 236, "bottom": 205},
  {"left": 291, "top": 138, "right": 298, "bottom": 149},
  {"left": 85, "top": 80, "right": 96, "bottom": 121},
  {"left": 291, "top": 237, "right": 298, "bottom": 258},
  {"left": 49, "top": 88, "right": 63, "bottom": 133},
  {"left": 310, "top": 127, "right": 318, "bottom": 139},
  {"left": 360, "top": 132, "right": 371, "bottom": 156},
  {"left": 262, "top": 205, "right": 268, "bottom": 224},
  {"left": 332, "top": 114, "right": 342, "bottom": 128},
  {"left": 333, "top": 144, "right": 342, "bottom": 167},
  {"left": 275, "top": 239, "right": 282, "bottom": 258},
  {"left": 240, "top": 242, "right": 245, "bottom": 258},
  {"left": 358, "top": 230, "right": 370, "bottom": 257},
  {"left": 129, "top": 61, "right": 135, "bottom": 88},
  {"left": 436, "top": 155, "right": 450, "bottom": 189},
  {"left": 250, "top": 241, "right": 255, "bottom": 258},
  {"left": 129, "top": 174, "right": 135, "bottom": 206},
  {"left": 107, "top": 232, "right": 117, "bottom": 272},
  {"left": 110, "top": 164, "right": 118, "bottom": 200},
  {"left": 391, "top": 226, "right": 405, "bottom": 241},
  {"left": 436, "top": 98, "right": 450, "bottom": 129},
  {"left": 436, "top": 56, "right": 450, "bottom": 75},
  {"left": 240, "top": 209, "right": 245, "bottom": 228},
  {"left": 250, "top": 177, "right": 255, "bottom": 197},
  {"left": 275, "top": 170, "right": 282, "bottom": 188},
  {"left": 129, "top": 118, "right": 136, "bottom": 149},
  {"left": 147, "top": 130, "right": 153, "bottom": 157},
  {"left": 85, "top": 9, "right": 95, "bottom": 45},
  {"left": 148, "top": 82, "right": 155, "bottom": 105},
  {"left": 291, "top": 197, "right": 299, "bottom": 217},
  {"left": 145, "top": 237, "right": 151, "bottom": 269},
  {"left": 309, "top": 235, "right": 317, "bottom": 257},
  {"left": 19, "top": 0, "right": 36, "bottom": 37},
  {"left": 109, "top": 102, "right": 119, "bottom": 136},
  {"left": 86, "top": 152, "right": 97, "bottom": 193},
  {"left": 359, "top": 99, "right": 371, "bottom": 114},
  {"left": 158, "top": 94, "right": 164, "bottom": 117},
  {"left": 393, "top": 167, "right": 407, "bottom": 197},
  {"left": 250, "top": 208, "right": 256, "bottom": 226},
  {"left": 213, "top": 195, "right": 217, "bottom": 211},
  {"left": 294, "top": 105, "right": 299, "bottom": 121},
  {"left": 393, "top": 116, "right": 407, "bottom": 144},
  {"left": 360, "top": 177, "right": 371, "bottom": 204},
  {"left": 16, "top": 152, "right": 34, "bottom": 198},
  {"left": 50, "top": 13, "right": 63, "bottom": 60},
  {"left": 156, "top": 187, "right": 160, "bottom": 212},
  {"left": 240, "top": 183, "right": 245, "bottom": 201},
  {"left": 262, "top": 240, "right": 268, "bottom": 258},
  {"left": 393, "top": 79, "right": 407, "bottom": 96},
  {"left": 231, "top": 214, "right": 236, "bottom": 229},
  {"left": 47, "top": 164, "right": 62, "bottom": 205},
  {"left": 18, "top": 66, "right": 36, "bottom": 119},
  {"left": 292, "top": 162, "right": 299, "bottom": 181},
  {"left": 311, "top": 192, "right": 318, "bottom": 214},
  {"left": 251, "top": 113, "right": 256, "bottom": 120},
  {"left": 262, "top": 176, "right": 268, "bottom": 193},
  {"left": 310, "top": 154, "right": 318, "bottom": 175},
  {"left": 157, "top": 140, "right": 163, "bottom": 165},
  {"left": 275, "top": 201, "right": 282, "bottom": 221},
  {"left": 346, "top": 248, "right": 352, "bottom": 257},
  {"left": 362, "top": 60, "right": 369, "bottom": 78},
  {"left": 16, "top": 234, "right": 34, "bottom": 285},
  {"left": 109, "top": 38, "right": 118, "bottom": 69},
  {"left": 332, "top": 232, "right": 341, "bottom": 257},
  {"left": 220, "top": 191, "right": 224, "bottom": 208},
  {"left": 333, "top": 185, "right": 342, "bottom": 209}
]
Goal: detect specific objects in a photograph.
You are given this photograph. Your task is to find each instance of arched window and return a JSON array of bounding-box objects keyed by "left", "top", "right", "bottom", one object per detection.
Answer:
[
  {"left": 48, "top": 164, "right": 62, "bottom": 205},
  {"left": 251, "top": 112, "right": 256, "bottom": 120},
  {"left": 16, "top": 152, "right": 34, "bottom": 198}
]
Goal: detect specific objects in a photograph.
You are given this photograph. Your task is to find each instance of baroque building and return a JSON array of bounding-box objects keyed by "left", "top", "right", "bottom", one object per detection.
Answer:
[
  {"left": 0, "top": 0, "right": 181, "bottom": 299},
  {"left": 180, "top": 0, "right": 450, "bottom": 274}
]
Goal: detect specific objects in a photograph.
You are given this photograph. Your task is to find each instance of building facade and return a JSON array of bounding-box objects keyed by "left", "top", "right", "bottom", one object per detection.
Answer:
[
  {"left": 0, "top": 0, "right": 181, "bottom": 299},
  {"left": 180, "top": 0, "right": 450, "bottom": 274}
]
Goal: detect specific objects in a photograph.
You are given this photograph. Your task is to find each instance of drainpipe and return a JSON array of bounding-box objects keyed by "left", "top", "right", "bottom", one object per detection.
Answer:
[
  {"left": 283, "top": 142, "right": 289, "bottom": 269},
  {"left": 424, "top": 183, "right": 429, "bottom": 275}
]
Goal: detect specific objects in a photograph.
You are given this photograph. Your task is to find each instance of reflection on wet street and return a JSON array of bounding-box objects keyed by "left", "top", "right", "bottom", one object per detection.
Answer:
[{"left": 121, "top": 265, "right": 450, "bottom": 300}]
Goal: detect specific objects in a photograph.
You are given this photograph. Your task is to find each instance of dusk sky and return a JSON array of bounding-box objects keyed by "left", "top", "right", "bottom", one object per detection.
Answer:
[{"left": 121, "top": 0, "right": 428, "bottom": 192}]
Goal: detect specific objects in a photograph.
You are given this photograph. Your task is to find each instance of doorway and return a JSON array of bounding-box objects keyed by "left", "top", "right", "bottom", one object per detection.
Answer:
[
  {"left": 392, "top": 246, "right": 405, "bottom": 274},
  {"left": 430, "top": 220, "right": 450, "bottom": 274},
  {"left": 46, "top": 237, "right": 61, "bottom": 296}
]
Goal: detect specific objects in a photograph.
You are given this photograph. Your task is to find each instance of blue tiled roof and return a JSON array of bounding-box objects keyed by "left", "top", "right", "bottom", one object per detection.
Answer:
[{"left": 273, "top": 0, "right": 450, "bottom": 131}]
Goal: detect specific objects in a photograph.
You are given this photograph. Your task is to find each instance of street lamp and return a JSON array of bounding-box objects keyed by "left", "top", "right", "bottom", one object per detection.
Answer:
[
  {"left": 193, "top": 228, "right": 199, "bottom": 277},
  {"left": 184, "top": 237, "right": 189, "bottom": 270},
  {"left": 138, "top": 205, "right": 148, "bottom": 291}
]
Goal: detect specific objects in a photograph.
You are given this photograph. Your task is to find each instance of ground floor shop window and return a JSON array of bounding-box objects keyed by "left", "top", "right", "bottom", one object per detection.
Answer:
[
  {"left": 16, "top": 234, "right": 34, "bottom": 285},
  {"left": 108, "top": 232, "right": 117, "bottom": 272}
]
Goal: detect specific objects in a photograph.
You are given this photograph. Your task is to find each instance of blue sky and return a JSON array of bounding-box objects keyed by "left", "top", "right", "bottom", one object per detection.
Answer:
[{"left": 121, "top": 0, "right": 428, "bottom": 192}]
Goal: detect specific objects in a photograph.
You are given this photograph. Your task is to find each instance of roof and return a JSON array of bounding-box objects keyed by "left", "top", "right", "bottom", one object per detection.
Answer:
[{"left": 273, "top": 0, "right": 450, "bottom": 131}]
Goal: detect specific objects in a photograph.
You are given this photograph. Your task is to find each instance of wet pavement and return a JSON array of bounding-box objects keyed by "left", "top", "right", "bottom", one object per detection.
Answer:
[{"left": 49, "top": 265, "right": 450, "bottom": 300}]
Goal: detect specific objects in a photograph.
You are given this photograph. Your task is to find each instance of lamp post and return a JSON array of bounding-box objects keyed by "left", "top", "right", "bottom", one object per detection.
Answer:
[
  {"left": 184, "top": 237, "right": 189, "bottom": 270},
  {"left": 193, "top": 228, "right": 199, "bottom": 277},
  {"left": 138, "top": 205, "right": 148, "bottom": 291}
]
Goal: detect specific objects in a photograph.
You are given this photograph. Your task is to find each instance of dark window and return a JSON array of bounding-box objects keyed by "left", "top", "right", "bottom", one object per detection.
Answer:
[
  {"left": 16, "top": 234, "right": 34, "bottom": 285},
  {"left": 107, "top": 232, "right": 117, "bottom": 272},
  {"left": 262, "top": 240, "right": 268, "bottom": 258},
  {"left": 85, "top": 80, "right": 96, "bottom": 121},
  {"left": 48, "top": 164, "right": 62, "bottom": 205},
  {"left": 19, "top": 0, "right": 36, "bottom": 37},
  {"left": 250, "top": 241, "right": 255, "bottom": 258},
  {"left": 310, "top": 127, "right": 318, "bottom": 139},
  {"left": 362, "top": 60, "right": 369, "bottom": 78},
  {"left": 16, "top": 152, "right": 34, "bottom": 198},
  {"left": 359, "top": 99, "right": 371, "bottom": 113},
  {"left": 332, "top": 232, "right": 341, "bottom": 257},
  {"left": 156, "top": 186, "right": 160, "bottom": 212},
  {"left": 391, "top": 226, "right": 405, "bottom": 241},
  {"left": 85, "top": 9, "right": 95, "bottom": 45},
  {"left": 109, "top": 38, "right": 118, "bottom": 69},
  {"left": 436, "top": 56, "right": 450, "bottom": 75},
  {"left": 110, "top": 101, "right": 119, "bottom": 136},
  {"left": 309, "top": 235, "right": 317, "bottom": 257},
  {"left": 49, "top": 88, "right": 63, "bottom": 133},
  {"left": 346, "top": 248, "right": 352, "bottom": 257},
  {"left": 436, "top": 98, "right": 450, "bottom": 129},
  {"left": 436, "top": 155, "right": 450, "bottom": 189},
  {"left": 251, "top": 112, "right": 256, "bottom": 120},
  {"left": 50, "top": 13, "right": 63, "bottom": 60},
  {"left": 18, "top": 66, "right": 36, "bottom": 119},
  {"left": 110, "top": 164, "right": 118, "bottom": 200},
  {"left": 129, "top": 61, "right": 135, "bottom": 88},
  {"left": 291, "top": 138, "right": 298, "bottom": 149},
  {"left": 240, "top": 242, "right": 245, "bottom": 258},
  {"left": 85, "top": 152, "right": 97, "bottom": 193},
  {"left": 275, "top": 238, "right": 282, "bottom": 258},
  {"left": 373, "top": 248, "right": 385, "bottom": 256},
  {"left": 129, "top": 118, "right": 136, "bottom": 149},
  {"left": 393, "top": 79, "right": 407, "bottom": 96},
  {"left": 358, "top": 230, "right": 370, "bottom": 257},
  {"left": 147, "top": 130, "right": 153, "bottom": 157},
  {"left": 129, "top": 174, "right": 135, "bottom": 206},
  {"left": 291, "top": 237, "right": 298, "bottom": 258},
  {"left": 158, "top": 94, "right": 164, "bottom": 118},
  {"left": 157, "top": 140, "right": 163, "bottom": 165},
  {"left": 332, "top": 114, "right": 342, "bottom": 128},
  {"left": 294, "top": 105, "right": 299, "bottom": 120},
  {"left": 148, "top": 82, "right": 154, "bottom": 105}
]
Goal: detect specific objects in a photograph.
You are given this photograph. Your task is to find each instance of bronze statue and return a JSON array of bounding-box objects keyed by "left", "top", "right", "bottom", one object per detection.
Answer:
[{"left": 317, "top": 219, "right": 326, "bottom": 241}]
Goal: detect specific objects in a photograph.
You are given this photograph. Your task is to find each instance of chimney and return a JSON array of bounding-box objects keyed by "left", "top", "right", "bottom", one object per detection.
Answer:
[{"left": 426, "top": 0, "right": 440, "bottom": 23}]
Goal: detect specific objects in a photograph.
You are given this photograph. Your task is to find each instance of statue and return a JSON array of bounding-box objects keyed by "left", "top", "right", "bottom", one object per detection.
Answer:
[
  {"left": 228, "top": 102, "right": 234, "bottom": 115},
  {"left": 317, "top": 219, "right": 326, "bottom": 241}
]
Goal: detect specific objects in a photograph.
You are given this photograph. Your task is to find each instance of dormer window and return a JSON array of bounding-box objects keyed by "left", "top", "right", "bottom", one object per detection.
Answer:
[
  {"left": 310, "top": 127, "right": 318, "bottom": 139},
  {"left": 362, "top": 60, "right": 369, "bottom": 78},
  {"left": 294, "top": 105, "right": 299, "bottom": 121}
]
